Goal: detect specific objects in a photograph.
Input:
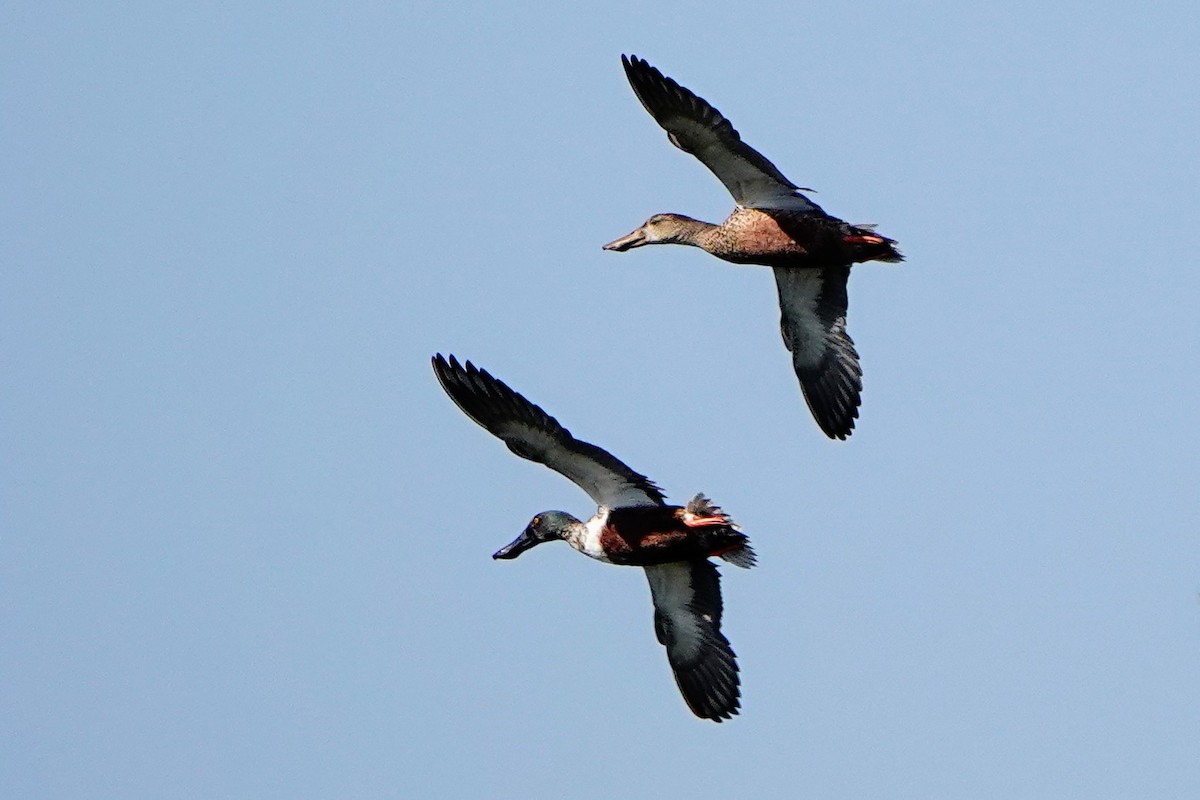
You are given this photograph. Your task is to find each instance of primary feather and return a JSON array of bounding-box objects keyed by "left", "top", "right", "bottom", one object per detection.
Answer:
[{"left": 432, "top": 355, "right": 665, "bottom": 508}]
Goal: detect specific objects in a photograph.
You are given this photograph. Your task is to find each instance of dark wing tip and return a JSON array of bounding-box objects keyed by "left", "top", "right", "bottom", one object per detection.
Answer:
[
  {"left": 621, "top": 54, "right": 672, "bottom": 92},
  {"left": 797, "top": 359, "right": 862, "bottom": 440},
  {"left": 618, "top": 54, "right": 739, "bottom": 146},
  {"left": 622, "top": 54, "right": 664, "bottom": 87},
  {"left": 672, "top": 636, "right": 741, "bottom": 722},
  {"left": 431, "top": 353, "right": 572, "bottom": 444},
  {"left": 621, "top": 52, "right": 645, "bottom": 76}
]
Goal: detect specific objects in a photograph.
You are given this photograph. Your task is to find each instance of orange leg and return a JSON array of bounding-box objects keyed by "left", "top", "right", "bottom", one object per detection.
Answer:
[
  {"left": 683, "top": 515, "right": 727, "bottom": 528},
  {"left": 844, "top": 234, "right": 886, "bottom": 245}
]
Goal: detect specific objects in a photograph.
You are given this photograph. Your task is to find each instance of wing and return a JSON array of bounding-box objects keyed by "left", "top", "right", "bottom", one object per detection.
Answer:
[
  {"left": 773, "top": 266, "right": 862, "bottom": 440},
  {"left": 622, "top": 54, "right": 823, "bottom": 213},
  {"left": 644, "top": 561, "right": 740, "bottom": 722},
  {"left": 432, "top": 355, "right": 665, "bottom": 508}
]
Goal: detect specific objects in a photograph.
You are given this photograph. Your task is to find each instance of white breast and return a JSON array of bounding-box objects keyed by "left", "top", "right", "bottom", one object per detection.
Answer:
[{"left": 567, "top": 511, "right": 611, "bottom": 563}]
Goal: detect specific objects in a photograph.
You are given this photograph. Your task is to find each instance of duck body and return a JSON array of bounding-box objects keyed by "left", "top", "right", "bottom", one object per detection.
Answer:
[
  {"left": 700, "top": 208, "right": 902, "bottom": 268},
  {"left": 605, "top": 207, "right": 902, "bottom": 268},
  {"left": 562, "top": 499, "right": 754, "bottom": 567}
]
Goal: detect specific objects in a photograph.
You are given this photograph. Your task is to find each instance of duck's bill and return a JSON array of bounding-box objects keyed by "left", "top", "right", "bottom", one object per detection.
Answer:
[
  {"left": 602, "top": 228, "right": 647, "bottom": 251},
  {"left": 492, "top": 530, "right": 541, "bottom": 560}
]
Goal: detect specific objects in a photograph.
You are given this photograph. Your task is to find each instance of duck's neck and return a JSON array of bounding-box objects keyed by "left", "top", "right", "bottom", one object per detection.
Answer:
[
  {"left": 670, "top": 217, "right": 721, "bottom": 250},
  {"left": 564, "top": 513, "right": 610, "bottom": 562}
]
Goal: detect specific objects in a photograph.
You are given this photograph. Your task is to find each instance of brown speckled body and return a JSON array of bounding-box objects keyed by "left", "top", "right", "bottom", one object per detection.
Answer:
[
  {"left": 699, "top": 208, "right": 901, "bottom": 268},
  {"left": 599, "top": 506, "right": 747, "bottom": 567}
]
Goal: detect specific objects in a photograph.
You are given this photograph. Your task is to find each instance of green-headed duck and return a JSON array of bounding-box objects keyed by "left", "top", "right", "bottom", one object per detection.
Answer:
[{"left": 434, "top": 354, "right": 755, "bottom": 722}]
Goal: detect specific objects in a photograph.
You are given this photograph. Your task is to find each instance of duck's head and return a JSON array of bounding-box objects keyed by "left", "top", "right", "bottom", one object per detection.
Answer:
[
  {"left": 602, "top": 213, "right": 706, "bottom": 251},
  {"left": 492, "top": 511, "right": 581, "bottom": 560}
]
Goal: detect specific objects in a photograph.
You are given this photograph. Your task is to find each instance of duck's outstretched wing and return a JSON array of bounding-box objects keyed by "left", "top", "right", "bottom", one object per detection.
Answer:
[
  {"left": 644, "top": 561, "right": 740, "bottom": 722},
  {"left": 433, "top": 355, "right": 665, "bottom": 508},
  {"left": 621, "top": 54, "right": 822, "bottom": 213},
  {"left": 773, "top": 266, "right": 862, "bottom": 439}
]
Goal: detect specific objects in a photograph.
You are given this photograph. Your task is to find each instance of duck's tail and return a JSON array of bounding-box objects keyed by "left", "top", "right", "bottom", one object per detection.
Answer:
[
  {"left": 846, "top": 223, "right": 904, "bottom": 263},
  {"left": 685, "top": 494, "right": 757, "bottom": 569},
  {"left": 716, "top": 541, "right": 758, "bottom": 569}
]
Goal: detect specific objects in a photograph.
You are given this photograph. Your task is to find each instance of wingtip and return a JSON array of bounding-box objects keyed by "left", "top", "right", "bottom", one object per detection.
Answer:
[
  {"left": 431, "top": 352, "right": 450, "bottom": 380},
  {"left": 431, "top": 352, "right": 470, "bottom": 384},
  {"left": 620, "top": 53, "right": 671, "bottom": 97},
  {"left": 620, "top": 53, "right": 639, "bottom": 82},
  {"left": 813, "top": 404, "right": 859, "bottom": 441},
  {"left": 801, "top": 378, "right": 861, "bottom": 441},
  {"left": 675, "top": 664, "right": 742, "bottom": 722},
  {"left": 432, "top": 353, "right": 504, "bottom": 419}
]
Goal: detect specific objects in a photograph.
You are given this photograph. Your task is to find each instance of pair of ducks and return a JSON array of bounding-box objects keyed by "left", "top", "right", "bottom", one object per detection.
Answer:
[{"left": 435, "top": 56, "right": 902, "bottom": 722}]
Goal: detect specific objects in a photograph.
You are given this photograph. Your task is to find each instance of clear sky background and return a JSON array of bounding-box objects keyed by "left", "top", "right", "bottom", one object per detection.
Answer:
[{"left": 3, "top": 2, "right": 1198, "bottom": 798}]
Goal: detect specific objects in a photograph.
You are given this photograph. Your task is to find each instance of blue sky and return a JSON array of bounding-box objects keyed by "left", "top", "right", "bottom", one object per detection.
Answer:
[{"left": 3, "top": 2, "right": 1198, "bottom": 797}]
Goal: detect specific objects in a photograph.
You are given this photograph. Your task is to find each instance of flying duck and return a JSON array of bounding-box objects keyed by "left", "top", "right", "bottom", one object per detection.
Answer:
[
  {"left": 432, "top": 354, "right": 755, "bottom": 722},
  {"left": 604, "top": 55, "right": 903, "bottom": 440}
]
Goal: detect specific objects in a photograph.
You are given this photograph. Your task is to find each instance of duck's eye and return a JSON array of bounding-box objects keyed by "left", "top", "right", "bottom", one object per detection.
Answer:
[{"left": 532, "top": 516, "right": 541, "bottom": 527}]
